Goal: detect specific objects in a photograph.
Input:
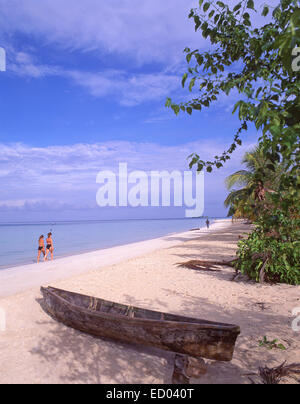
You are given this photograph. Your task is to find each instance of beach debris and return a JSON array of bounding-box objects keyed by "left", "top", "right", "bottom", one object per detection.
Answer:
[
  {"left": 178, "top": 258, "right": 237, "bottom": 271},
  {"left": 177, "top": 258, "right": 238, "bottom": 273},
  {"left": 177, "top": 260, "right": 221, "bottom": 272},
  {"left": 172, "top": 354, "right": 207, "bottom": 384},
  {"left": 255, "top": 302, "right": 269, "bottom": 311},
  {"left": 258, "top": 362, "right": 300, "bottom": 384}
]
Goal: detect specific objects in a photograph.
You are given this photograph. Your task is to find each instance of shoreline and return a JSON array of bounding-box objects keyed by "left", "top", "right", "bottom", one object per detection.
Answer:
[
  {"left": 0, "top": 217, "right": 220, "bottom": 271},
  {"left": 0, "top": 219, "right": 231, "bottom": 298}
]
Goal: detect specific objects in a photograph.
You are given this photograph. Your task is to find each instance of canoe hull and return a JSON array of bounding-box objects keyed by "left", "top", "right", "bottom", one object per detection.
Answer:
[{"left": 41, "top": 287, "right": 240, "bottom": 361}]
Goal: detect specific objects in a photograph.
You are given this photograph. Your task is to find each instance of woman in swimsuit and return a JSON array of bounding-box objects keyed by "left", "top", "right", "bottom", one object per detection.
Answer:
[
  {"left": 37, "top": 235, "right": 45, "bottom": 263},
  {"left": 44, "top": 232, "right": 54, "bottom": 261}
]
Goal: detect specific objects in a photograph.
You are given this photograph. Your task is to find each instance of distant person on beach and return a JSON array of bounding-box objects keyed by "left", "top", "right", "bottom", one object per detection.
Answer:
[
  {"left": 44, "top": 232, "right": 54, "bottom": 261},
  {"left": 206, "top": 219, "right": 210, "bottom": 229},
  {"left": 37, "top": 235, "right": 45, "bottom": 263}
]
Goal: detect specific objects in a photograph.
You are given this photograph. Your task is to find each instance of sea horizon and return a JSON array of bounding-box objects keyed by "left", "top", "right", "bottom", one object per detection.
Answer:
[{"left": 0, "top": 216, "right": 224, "bottom": 227}]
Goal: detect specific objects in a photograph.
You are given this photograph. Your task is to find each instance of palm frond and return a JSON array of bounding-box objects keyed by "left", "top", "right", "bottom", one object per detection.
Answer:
[
  {"left": 224, "top": 188, "right": 250, "bottom": 207},
  {"left": 224, "top": 144, "right": 287, "bottom": 220},
  {"left": 225, "top": 170, "right": 252, "bottom": 190}
]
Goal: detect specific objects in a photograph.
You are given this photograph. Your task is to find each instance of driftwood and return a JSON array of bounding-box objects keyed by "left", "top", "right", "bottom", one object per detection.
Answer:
[
  {"left": 177, "top": 259, "right": 237, "bottom": 272},
  {"left": 259, "top": 362, "right": 300, "bottom": 384},
  {"left": 40, "top": 286, "right": 240, "bottom": 362}
]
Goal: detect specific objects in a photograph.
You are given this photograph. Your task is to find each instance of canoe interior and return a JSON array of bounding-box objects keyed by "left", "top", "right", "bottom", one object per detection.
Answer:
[{"left": 44, "top": 286, "right": 239, "bottom": 331}]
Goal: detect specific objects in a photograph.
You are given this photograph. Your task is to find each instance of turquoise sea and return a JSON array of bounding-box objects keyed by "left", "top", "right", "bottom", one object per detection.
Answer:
[{"left": 0, "top": 218, "right": 212, "bottom": 270}]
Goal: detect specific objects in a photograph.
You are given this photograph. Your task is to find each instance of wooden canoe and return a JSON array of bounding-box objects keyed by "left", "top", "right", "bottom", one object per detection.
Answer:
[{"left": 40, "top": 286, "right": 240, "bottom": 361}]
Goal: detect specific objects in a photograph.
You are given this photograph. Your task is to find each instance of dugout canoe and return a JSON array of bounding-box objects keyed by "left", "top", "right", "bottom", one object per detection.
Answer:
[{"left": 40, "top": 286, "right": 240, "bottom": 361}]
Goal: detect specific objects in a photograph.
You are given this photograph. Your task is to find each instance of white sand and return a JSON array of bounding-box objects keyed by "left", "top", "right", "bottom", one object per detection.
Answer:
[{"left": 0, "top": 219, "right": 299, "bottom": 384}]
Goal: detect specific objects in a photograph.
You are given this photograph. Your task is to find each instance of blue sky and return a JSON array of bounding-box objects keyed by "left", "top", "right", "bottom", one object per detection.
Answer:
[{"left": 0, "top": 0, "right": 263, "bottom": 222}]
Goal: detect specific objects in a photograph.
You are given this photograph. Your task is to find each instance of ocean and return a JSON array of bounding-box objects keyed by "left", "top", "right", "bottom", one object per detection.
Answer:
[{"left": 0, "top": 217, "right": 212, "bottom": 270}]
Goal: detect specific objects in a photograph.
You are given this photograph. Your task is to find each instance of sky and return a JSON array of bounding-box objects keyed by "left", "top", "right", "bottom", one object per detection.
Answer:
[{"left": 0, "top": 0, "right": 264, "bottom": 222}]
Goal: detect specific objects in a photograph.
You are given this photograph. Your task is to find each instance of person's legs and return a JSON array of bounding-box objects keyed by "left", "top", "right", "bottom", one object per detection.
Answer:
[
  {"left": 44, "top": 249, "right": 49, "bottom": 261},
  {"left": 50, "top": 248, "right": 54, "bottom": 260},
  {"left": 37, "top": 250, "right": 41, "bottom": 263}
]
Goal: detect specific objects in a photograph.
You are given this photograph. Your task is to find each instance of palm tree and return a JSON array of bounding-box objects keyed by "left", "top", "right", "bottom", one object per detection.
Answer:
[{"left": 224, "top": 146, "right": 283, "bottom": 219}]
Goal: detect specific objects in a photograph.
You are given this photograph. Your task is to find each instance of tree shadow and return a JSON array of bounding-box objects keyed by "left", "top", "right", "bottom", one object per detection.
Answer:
[
  {"left": 33, "top": 284, "right": 297, "bottom": 385},
  {"left": 118, "top": 292, "right": 299, "bottom": 384},
  {"left": 33, "top": 298, "right": 175, "bottom": 384},
  {"left": 161, "top": 291, "right": 298, "bottom": 383}
]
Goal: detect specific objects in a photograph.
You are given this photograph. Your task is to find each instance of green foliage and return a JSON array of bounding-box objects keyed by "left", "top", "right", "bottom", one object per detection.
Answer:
[
  {"left": 229, "top": 146, "right": 300, "bottom": 285},
  {"left": 224, "top": 145, "right": 287, "bottom": 218},
  {"left": 258, "top": 336, "right": 287, "bottom": 350},
  {"left": 235, "top": 213, "right": 300, "bottom": 285},
  {"left": 166, "top": 0, "right": 300, "bottom": 181},
  {"left": 167, "top": 0, "right": 300, "bottom": 285}
]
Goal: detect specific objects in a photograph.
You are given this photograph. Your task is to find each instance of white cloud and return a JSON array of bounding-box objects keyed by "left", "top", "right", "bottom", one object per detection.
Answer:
[
  {"left": 68, "top": 70, "right": 181, "bottom": 106},
  {"left": 0, "top": 139, "right": 256, "bottom": 214},
  {"left": 7, "top": 52, "right": 244, "bottom": 109},
  {"left": 7, "top": 48, "right": 182, "bottom": 106},
  {"left": 0, "top": 0, "right": 199, "bottom": 65},
  {"left": 1, "top": 0, "right": 270, "bottom": 107},
  {"left": 0, "top": 0, "right": 271, "bottom": 67},
  {"left": 6, "top": 47, "right": 61, "bottom": 78}
]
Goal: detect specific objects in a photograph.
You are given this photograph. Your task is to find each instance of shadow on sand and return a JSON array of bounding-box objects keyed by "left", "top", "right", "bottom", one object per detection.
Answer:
[
  {"left": 33, "top": 297, "right": 174, "bottom": 384},
  {"left": 32, "top": 286, "right": 295, "bottom": 385}
]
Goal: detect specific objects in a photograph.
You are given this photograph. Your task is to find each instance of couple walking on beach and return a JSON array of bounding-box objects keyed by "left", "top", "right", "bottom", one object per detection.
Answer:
[{"left": 37, "top": 233, "right": 54, "bottom": 263}]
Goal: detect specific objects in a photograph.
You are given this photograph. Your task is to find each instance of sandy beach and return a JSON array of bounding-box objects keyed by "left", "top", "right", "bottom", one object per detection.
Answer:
[{"left": 0, "top": 219, "right": 299, "bottom": 384}]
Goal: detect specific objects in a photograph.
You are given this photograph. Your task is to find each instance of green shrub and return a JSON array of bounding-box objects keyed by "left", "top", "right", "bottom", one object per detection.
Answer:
[{"left": 235, "top": 220, "right": 300, "bottom": 286}]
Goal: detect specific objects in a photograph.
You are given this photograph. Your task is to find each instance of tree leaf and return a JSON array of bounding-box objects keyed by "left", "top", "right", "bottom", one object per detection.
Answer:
[
  {"left": 182, "top": 73, "right": 188, "bottom": 88},
  {"left": 262, "top": 6, "right": 269, "bottom": 17},
  {"left": 234, "top": 3, "right": 242, "bottom": 13},
  {"left": 247, "top": 0, "right": 255, "bottom": 10},
  {"left": 203, "top": 2, "right": 210, "bottom": 12}
]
